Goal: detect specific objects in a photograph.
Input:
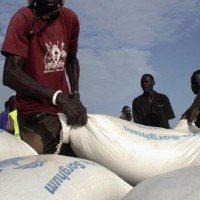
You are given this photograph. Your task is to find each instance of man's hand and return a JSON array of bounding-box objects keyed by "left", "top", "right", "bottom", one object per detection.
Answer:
[{"left": 56, "top": 93, "right": 87, "bottom": 126}]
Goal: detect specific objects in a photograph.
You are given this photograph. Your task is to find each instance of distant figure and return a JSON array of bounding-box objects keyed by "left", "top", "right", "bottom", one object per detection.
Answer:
[
  {"left": 181, "top": 70, "right": 200, "bottom": 127},
  {"left": 7, "top": 95, "right": 20, "bottom": 138},
  {"left": 120, "top": 106, "right": 132, "bottom": 121},
  {"left": 132, "top": 74, "right": 175, "bottom": 128},
  {"left": 0, "top": 100, "right": 10, "bottom": 131}
]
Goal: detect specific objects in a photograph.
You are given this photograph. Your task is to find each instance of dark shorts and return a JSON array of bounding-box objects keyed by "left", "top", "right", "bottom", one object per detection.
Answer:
[{"left": 18, "top": 113, "right": 76, "bottom": 156}]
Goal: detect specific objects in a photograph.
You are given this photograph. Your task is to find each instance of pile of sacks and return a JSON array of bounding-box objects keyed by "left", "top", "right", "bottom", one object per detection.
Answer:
[
  {"left": 0, "top": 129, "right": 131, "bottom": 200},
  {"left": 1, "top": 114, "right": 200, "bottom": 199}
]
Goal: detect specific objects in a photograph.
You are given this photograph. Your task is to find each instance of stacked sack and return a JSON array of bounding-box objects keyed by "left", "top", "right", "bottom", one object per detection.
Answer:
[
  {"left": 0, "top": 154, "right": 132, "bottom": 200},
  {"left": 122, "top": 166, "right": 200, "bottom": 200},
  {"left": 0, "top": 129, "right": 37, "bottom": 160},
  {"left": 59, "top": 113, "right": 200, "bottom": 186}
]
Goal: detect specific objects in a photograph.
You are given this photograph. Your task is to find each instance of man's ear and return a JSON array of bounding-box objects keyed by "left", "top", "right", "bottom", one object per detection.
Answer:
[{"left": 152, "top": 80, "right": 155, "bottom": 86}]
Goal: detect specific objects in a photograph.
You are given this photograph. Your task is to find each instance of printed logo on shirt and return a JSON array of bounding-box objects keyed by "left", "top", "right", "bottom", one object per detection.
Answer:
[{"left": 43, "top": 41, "right": 67, "bottom": 73}]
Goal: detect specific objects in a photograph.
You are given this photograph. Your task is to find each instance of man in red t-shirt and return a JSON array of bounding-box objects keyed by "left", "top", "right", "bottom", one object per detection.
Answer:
[{"left": 1, "top": 0, "right": 87, "bottom": 155}]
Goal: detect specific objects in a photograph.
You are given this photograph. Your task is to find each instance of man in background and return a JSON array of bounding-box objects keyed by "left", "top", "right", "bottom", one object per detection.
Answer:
[
  {"left": 120, "top": 106, "right": 132, "bottom": 121},
  {"left": 181, "top": 70, "right": 200, "bottom": 127},
  {"left": 132, "top": 74, "right": 175, "bottom": 128}
]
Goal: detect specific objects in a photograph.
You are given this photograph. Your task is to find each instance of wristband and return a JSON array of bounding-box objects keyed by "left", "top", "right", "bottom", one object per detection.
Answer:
[
  {"left": 72, "top": 90, "right": 80, "bottom": 98},
  {"left": 52, "top": 90, "right": 63, "bottom": 105},
  {"left": 72, "top": 90, "right": 79, "bottom": 95}
]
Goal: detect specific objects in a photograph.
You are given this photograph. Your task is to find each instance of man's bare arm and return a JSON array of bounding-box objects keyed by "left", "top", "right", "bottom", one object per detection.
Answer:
[
  {"left": 65, "top": 54, "right": 80, "bottom": 95},
  {"left": 3, "top": 55, "right": 55, "bottom": 100},
  {"left": 181, "top": 93, "right": 200, "bottom": 125},
  {"left": 3, "top": 54, "right": 87, "bottom": 125}
]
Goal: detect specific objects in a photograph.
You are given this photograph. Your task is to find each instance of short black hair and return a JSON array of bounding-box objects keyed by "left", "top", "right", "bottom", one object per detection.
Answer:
[
  {"left": 4, "top": 101, "right": 9, "bottom": 109},
  {"left": 141, "top": 74, "right": 154, "bottom": 81},
  {"left": 192, "top": 70, "right": 200, "bottom": 76}
]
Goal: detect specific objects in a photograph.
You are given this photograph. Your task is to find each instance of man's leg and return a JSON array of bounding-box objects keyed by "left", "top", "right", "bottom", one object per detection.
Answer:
[{"left": 18, "top": 113, "right": 77, "bottom": 156}]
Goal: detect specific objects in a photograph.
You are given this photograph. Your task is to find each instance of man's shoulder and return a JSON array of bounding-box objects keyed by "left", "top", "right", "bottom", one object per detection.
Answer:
[
  {"left": 155, "top": 91, "right": 168, "bottom": 99},
  {"left": 10, "top": 6, "right": 32, "bottom": 21},
  {"left": 133, "top": 96, "right": 141, "bottom": 101},
  {"left": 134, "top": 93, "right": 146, "bottom": 101},
  {"left": 133, "top": 95, "right": 144, "bottom": 104},
  {"left": 15, "top": 7, "right": 32, "bottom": 15},
  {"left": 154, "top": 91, "right": 170, "bottom": 102},
  {"left": 0, "top": 110, "right": 8, "bottom": 117},
  {"left": 60, "top": 7, "right": 78, "bottom": 18}
]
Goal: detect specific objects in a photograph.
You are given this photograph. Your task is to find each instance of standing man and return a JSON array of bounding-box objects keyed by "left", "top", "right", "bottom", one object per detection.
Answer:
[
  {"left": 132, "top": 74, "right": 175, "bottom": 128},
  {"left": 181, "top": 70, "right": 200, "bottom": 127},
  {"left": 1, "top": 0, "right": 87, "bottom": 154}
]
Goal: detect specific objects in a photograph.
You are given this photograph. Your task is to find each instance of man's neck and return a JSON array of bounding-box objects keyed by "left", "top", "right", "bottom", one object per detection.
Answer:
[{"left": 144, "top": 90, "right": 154, "bottom": 103}]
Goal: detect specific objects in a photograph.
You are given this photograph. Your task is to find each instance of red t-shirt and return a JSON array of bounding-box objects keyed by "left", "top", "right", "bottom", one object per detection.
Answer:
[{"left": 1, "top": 6, "right": 80, "bottom": 115}]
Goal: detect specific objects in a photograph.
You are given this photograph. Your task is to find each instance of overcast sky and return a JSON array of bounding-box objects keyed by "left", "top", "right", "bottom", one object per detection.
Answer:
[{"left": 1, "top": 0, "right": 200, "bottom": 128}]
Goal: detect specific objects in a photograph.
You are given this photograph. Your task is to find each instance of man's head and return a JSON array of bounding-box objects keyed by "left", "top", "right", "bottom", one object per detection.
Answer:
[
  {"left": 191, "top": 70, "right": 200, "bottom": 95},
  {"left": 4, "top": 101, "right": 9, "bottom": 111},
  {"left": 8, "top": 95, "right": 16, "bottom": 112},
  {"left": 28, "top": 0, "right": 65, "bottom": 34},
  {"left": 28, "top": 0, "right": 65, "bottom": 6},
  {"left": 121, "top": 106, "right": 131, "bottom": 115},
  {"left": 28, "top": 0, "right": 65, "bottom": 16},
  {"left": 141, "top": 74, "right": 155, "bottom": 93}
]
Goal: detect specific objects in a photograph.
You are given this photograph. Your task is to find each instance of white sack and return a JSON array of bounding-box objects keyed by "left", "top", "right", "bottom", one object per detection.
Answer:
[
  {"left": 59, "top": 113, "right": 200, "bottom": 186},
  {"left": 174, "top": 119, "right": 199, "bottom": 132},
  {"left": 0, "top": 154, "right": 132, "bottom": 200},
  {"left": 122, "top": 166, "right": 200, "bottom": 200},
  {"left": 0, "top": 129, "right": 37, "bottom": 160}
]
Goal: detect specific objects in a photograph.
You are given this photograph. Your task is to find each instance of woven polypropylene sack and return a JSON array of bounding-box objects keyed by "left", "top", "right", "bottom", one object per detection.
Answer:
[
  {"left": 0, "top": 130, "right": 37, "bottom": 160},
  {"left": 122, "top": 166, "right": 200, "bottom": 200},
  {"left": 59, "top": 113, "right": 200, "bottom": 186},
  {"left": 0, "top": 154, "right": 132, "bottom": 200}
]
